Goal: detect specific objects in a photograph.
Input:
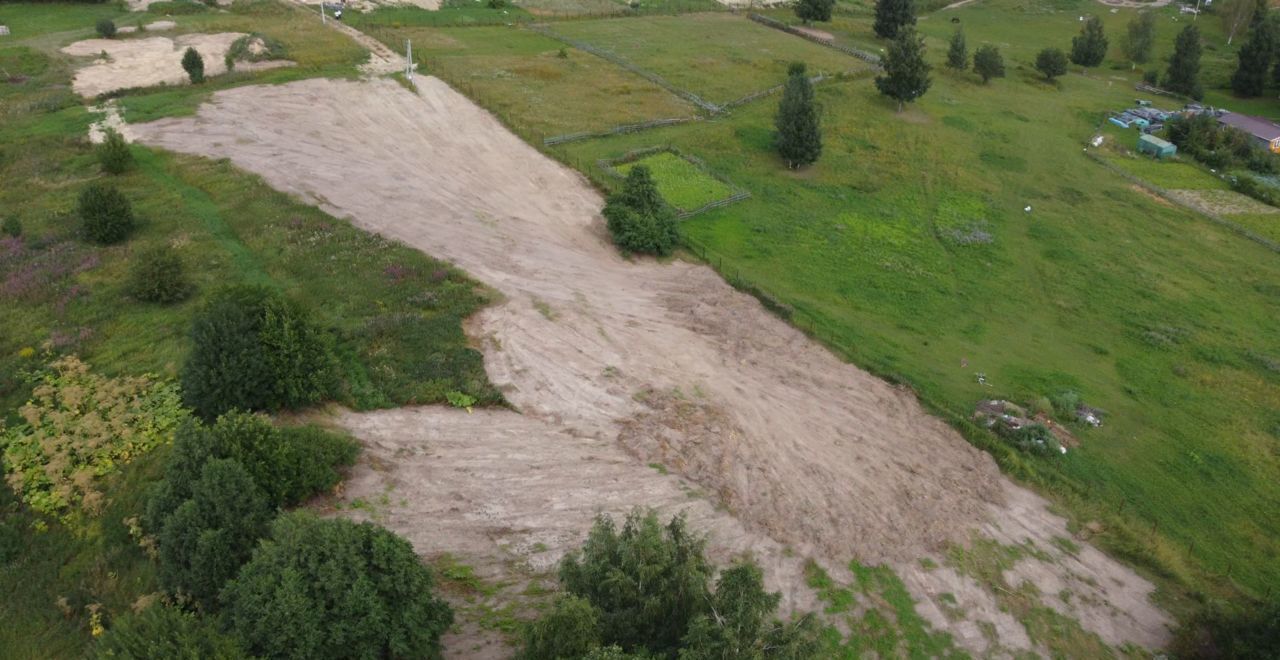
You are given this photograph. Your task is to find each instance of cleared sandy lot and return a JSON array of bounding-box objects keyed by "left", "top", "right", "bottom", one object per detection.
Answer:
[
  {"left": 132, "top": 77, "right": 1170, "bottom": 655},
  {"left": 60, "top": 33, "right": 292, "bottom": 97}
]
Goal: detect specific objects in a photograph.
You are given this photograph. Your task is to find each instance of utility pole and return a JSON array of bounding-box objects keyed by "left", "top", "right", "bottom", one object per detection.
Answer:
[
  {"left": 320, "top": 0, "right": 326, "bottom": 25},
  {"left": 406, "top": 39, "right": 412, "bottom": 81}
]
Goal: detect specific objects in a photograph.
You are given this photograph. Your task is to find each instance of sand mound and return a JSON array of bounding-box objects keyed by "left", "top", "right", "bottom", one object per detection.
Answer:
[
  {"left": 59, "top": 33, "right": 292, "bottom": 97},
  {"left": 131, "top": 77, "right": 1171, "bottom": 653}
]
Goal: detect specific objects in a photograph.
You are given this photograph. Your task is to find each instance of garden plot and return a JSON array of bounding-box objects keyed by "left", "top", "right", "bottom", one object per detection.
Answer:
[
  {"left": 132, "top": 76, "right": 1171, "bottom": 655},
  {"left": 60, "top": 33, "right": 292, "bottom": 97},
  {"left": 548, "top": 13, "right": 869, "bottom": 105},
  {"left": 613, "top": 149, "right": 741, "bottom": 214}
]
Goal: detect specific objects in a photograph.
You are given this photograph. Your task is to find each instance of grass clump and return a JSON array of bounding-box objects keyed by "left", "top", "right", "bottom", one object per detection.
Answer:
[
  {"left": 79, "top": 183, "right": 136, "bottom": 245},
  {"left": 127, "top": 245, "right": 194, "bottom": 305},
  {"left": 97, "top": 128, "right": 133, "bottom": 175},
  {"left": 95, "top": 18, "right": 116, "bottom": 39}
]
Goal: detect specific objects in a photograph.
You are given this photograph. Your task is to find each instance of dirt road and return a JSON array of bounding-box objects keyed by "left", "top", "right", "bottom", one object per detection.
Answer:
[{"left": 131, "top": 77, "right": 1170, "bottom": 654}]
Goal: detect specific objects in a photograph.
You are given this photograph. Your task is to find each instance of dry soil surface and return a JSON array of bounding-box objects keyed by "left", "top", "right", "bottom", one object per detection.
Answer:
[
  {"left": 131, "top": 77, "right": 1171, "bottom": 655},
  {"left": 61, "top": 33, "right": 257, "bottom": 97}
]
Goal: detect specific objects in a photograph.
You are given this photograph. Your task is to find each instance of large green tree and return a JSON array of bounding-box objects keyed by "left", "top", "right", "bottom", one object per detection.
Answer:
[
  {"left": 875, "top": 28, "right": 931, "bottom": 111},
  {"left": 1231, "top": 1, "right": 1274, "bottom": 97},
  {"left": 678, "top": 563, "right": 820, "bottom": 660},
  {"left": 91, "top": 605, "right": 244, "bottom": 660},
  {"left": 775, "top": 62, "right": 822, "bottom": 168},
  {"left": 1164, "top": 24, "right": 1204, "bottom": 100},
  {"left": 1122, "top": 12, "right": 1157, "bottom": 66},
  {"left": 1035, "top": 48, "right": 1069, "bottom": 81},
  {"left": 873, "top": 0, "right": 915, "bottom": 40},
  {"left": 181, "top": 284, "right": 338, "bottom": 421},
  {"left": 794, "top": 0, "right": 834, "bottom": 24},
  {"left": 221, "top": 513, "right": 453, "bottom": 660},
  {"left": 602, "top": 165, "right": 679, "bottom": 256},
  {"left": 1070, "top": 16, "right": 1108, "bottom": 67},
  {"left": 973, "top": 44, "right": 1005, "bottom": 83},
  {"left": 157, "top": 459, "right": 271, "bottom": 607},
  {"left": 946, "top": 28, "right": 967, "bottom": 70}
]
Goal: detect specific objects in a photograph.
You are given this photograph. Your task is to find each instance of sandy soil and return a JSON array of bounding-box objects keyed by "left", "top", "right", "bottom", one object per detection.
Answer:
[
  {"left": 792, "top": 26, "right": 834, "bottom": 41},
  {"left": 1167, "top": 188, "right": 1280, "bottom": 216},
  {"left": 296, "top": 0, "right": 444, "bottom": 12},
  {"left": 130, "top": 77, "right": 1171, "bottom": 654},
  {"left": 60, "top": 33, "right": 253, "bottom": 97}
]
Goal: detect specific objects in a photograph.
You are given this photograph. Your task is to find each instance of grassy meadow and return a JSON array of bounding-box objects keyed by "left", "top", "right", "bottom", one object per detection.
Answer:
[{"left": 615, "top": 151, "right": 737, "bottom": 211}]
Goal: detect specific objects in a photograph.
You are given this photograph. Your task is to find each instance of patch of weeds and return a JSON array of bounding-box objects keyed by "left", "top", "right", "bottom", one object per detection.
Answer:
[
  {"left": 432, "top": 553, "right": 497, "bottom": 598},
  {"left": 647, "top": 462, "right": 668, "bottom": 475},
  {"left": 1051, "top": 535, "right": 1081, "bottom": 556},
  {"left": 919, "top": 557, "right": 938, "bottom": 570},
  {"left": 532, "top": 297, "right": 556, "bottom": 320},
  {"left": 946, "top": 537, "right": 1115, "bottom": 658}
]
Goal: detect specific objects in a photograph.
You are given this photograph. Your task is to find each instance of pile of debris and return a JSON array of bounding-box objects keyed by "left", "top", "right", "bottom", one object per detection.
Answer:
[
  {"left": 1109, "top": 100, "right": 1176, "bottom": 134},
  {"left": 972, "top": 399, "right": 1093, "bottom": 456}
]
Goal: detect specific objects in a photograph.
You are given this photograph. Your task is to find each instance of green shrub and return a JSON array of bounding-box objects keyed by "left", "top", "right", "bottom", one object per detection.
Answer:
[
  {"left": 78, "top": 182, "right": 136, "bottom": 245},
  {"left": 91, "top": 604, "right": 244, "bottom": 659},
  {"left": 2, "top": 356, "right": 184, "bottom": 524},
  {"left": 520, "top": 596, "right": 601, "bottom": 660},
  {"left": 559, "top": 510, "right": 711, "bottom": 655},
  {"left": 182, "top": 47, "right": 204, "bottom": 84},
  {"left": 220, "top": 513, "right": 453, "bottom": 660},
  {"left": 225, "top": 33, "right": 286, "bottom": 70},
  {"left": 97, "top": 128, "right": 133, "bottom": 174},
  {"left": 1007, "top": 423, "right": 1062, "bottom": 457},
  {"left": 602, "top": 166, "right": 678, "bottom": 256},
  {"left": 157, "top": 458, "right": 271, "bottom": 606},
  {"left": 1143, "top": 68, "right": 1159, "bottom": 85},
  {"left": 1, "top": 215, "right": 20, "bottom": 238},
  {"left": 526, "top": 510, "right": 818, "bottom": 659},
  {"left": 95, "top": 18, "right": 116, "bottom": 39},
  {"left": 127, "top": 245, "right": 194, "bottom": 304},
  {"left": 145, "top": 412, "right": 357, "bottom": 534},
  {"left": 180, "top": 285, "right": 338, "bottom": 421}
]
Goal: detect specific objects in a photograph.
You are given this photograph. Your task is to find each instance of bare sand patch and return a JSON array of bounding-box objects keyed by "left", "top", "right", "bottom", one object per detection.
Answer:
[
  {"left": 1167, "top": 188, "right": 1280, "bottom": 216},
  {"left": 131, "top": 77, "right": 1171, "bottom": 653},
  {"left": 60, "top": 33, "right": 294, "bottom": 97},
  {"left": 792, "top": 26, "right": 834, "bottom": 41}
]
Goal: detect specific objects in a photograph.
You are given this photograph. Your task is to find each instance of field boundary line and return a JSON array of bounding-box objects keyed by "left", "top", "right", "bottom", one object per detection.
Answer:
[
  {"left": 528, "top": 23, "right": 723, "bottom": 113},
  {"left": 1085, "top": 150, "right": 1280, "bottom": 254},
  {"left": 746, "top": 13, "right": 883, "bottom": 67},
  {"left": 597, "top": 145, "right": 752, "bottom": 218},
  {"left": 544, "top": 116, "right": 701, "bottom": 146}
]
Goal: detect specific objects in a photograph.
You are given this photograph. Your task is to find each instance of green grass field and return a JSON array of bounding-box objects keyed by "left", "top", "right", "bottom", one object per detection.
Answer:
[
  {"left": 547, "top": 13, "right": 872, "bottom": 104},
  {"left": 616, "top": 151, "right": 736, "bottom": 211},
  {"left": 1224, "top": 211, "right": 1280, "bottom": 244},
  {"left": 356, "top": 24, "right": 698, "bottom": 139},
  {"left": 547, "top": 0, "right": 1280, "bottom": 605}
]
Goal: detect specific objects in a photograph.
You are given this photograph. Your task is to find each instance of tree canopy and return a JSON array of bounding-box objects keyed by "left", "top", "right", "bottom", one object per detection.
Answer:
[
  {"left": 1035, "top": 48, "right": 1069, "bottom": 81},
  {"left": 875, "top": 28, "right": 931, "bottom": 111},
  {"left": 873, "top": 0, "right": 915, "bottom": 40},
  {"left": 1164, "top": 24, "right": 1204, "bottom": 100},
  {"left": 1070, "top": 16, "right": 1108, "bottom": 67},
  {"left": 794, "top": 0, "right": 834, "bottom": 24},
  {"left": 1122, "top": 12, "right": 1156, "bottom": 65},
  {"left": 603, "top": 165, "right": 680, "bottom": 256},
  {"left": 946, "top": 29, "right": 967, "bottom": 70},
  {"left": 973, "top": 45, "right": 1005, "bottom": 83},
  {"left": 775, "top": 62, "right": 822, "bottom": 168}
]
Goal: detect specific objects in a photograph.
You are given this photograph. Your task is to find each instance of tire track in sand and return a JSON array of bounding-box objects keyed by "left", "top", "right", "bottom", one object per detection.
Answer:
[{"left": 130, "top": 77, "right": 1170, "bottom": 654}]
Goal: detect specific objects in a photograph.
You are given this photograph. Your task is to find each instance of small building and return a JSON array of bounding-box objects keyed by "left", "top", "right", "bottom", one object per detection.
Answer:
[
  {"left": 1137, "top": 134, "right": 1176, "bottom": 158},
  {"left": 1216, "top": 112, "right": 1280, "bottom": 153}
]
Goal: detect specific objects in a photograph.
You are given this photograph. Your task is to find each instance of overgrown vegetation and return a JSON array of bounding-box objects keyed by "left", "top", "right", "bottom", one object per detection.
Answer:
[
  {"left": 603, "top": 165, "right": 680, "bottom": 256},
  {"left": 521, "top": 510, "right": 819, "bottom": 659}
]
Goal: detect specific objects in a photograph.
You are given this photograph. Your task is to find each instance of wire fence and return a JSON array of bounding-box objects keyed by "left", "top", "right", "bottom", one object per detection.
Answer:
[
  {"left": 528, "top": 23, "right": 723, "bottom": 113},
  {"left": 544, "top": 116, "right": 700, "bottom": 146},
  {"left": 746, "top": 13, "right": 882, "bottom": 67},
  {"left": 597, "top": 146, "right": 752, "bottom": 218}
]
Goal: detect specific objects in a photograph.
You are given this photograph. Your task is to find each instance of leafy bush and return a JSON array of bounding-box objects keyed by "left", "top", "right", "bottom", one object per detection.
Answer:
[
  {"left": 145, "top": 412, "right": 357, "bottom": 533},
  {"left": 602, "top": 166, "right": 679, "bottom": 256},
  {"left": 91, "top": 604, "right": 245, "bottom": 659},
  {"left": 78, "top": 183, "right": 136, "bottom": 245},
  {"left": 527, "top": 510, "right": 818, "bottom": 659},
  {"left": 127, "top": 245, "right": 194, "bottom": 304},
  {"left": 1175, "top": 599, "right": 1280, "bottom": 659},
  {"left": 1164, "top": 113, "right": 1277, "bottom": 174},
  {"left": 1, "top": 215, "right": 20, "bottom": 238},
  {"left": 97, "top": 128, "right": 133, "bottom": 174},
  {"left": 1035, "top": 48, "right": 1068, "bottom": 81},
  {"left": 95, "top": 18, "right": 116, "bottom": 39},
  {"left": 220, "top": 513, "right": 453, "bottom": 660},
  {"left": 2, "top": 356, "right": 184, "bottom": 523},
  {"left": 157, "top": 458, "right": 271, "bottom": 606},
  {"left": 181, "top": 47, "right": 204, "bottom": 84},
  {"left": 180, "top": 285, "right": 338, "bottom": 421},
  {"left": 559, "top": 510, "right": 712, "bottom": 654},
  {"left": 1143, "top": 69, "right": 1159, "bottom": 85},
  {"left": 972, "top": 44, "right": 1005, "bottom": 83},
  {"left": 225, "top": 33, "right": 286, "bottom": 70}
]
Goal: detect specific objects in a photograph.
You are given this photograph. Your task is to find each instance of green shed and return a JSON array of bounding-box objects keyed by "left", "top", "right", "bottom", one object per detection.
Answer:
[{"left": 1137, "top": 134, "right": 1176, "bottom": 158}]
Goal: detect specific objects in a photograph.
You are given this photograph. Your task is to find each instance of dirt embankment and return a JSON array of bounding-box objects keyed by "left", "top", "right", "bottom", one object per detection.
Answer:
[{"left": 130, "top": 77, "right": 1171, "bottom": 655}]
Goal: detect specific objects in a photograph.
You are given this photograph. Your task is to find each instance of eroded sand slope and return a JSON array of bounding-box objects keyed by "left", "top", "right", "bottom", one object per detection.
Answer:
[{"left": 131, "top": 77, "right": 1170, "bottom": 653}]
